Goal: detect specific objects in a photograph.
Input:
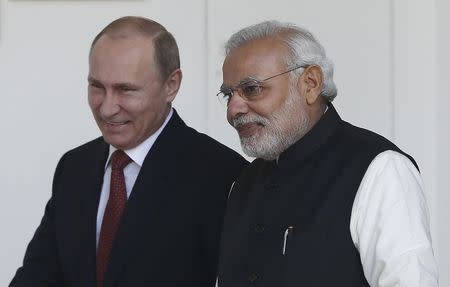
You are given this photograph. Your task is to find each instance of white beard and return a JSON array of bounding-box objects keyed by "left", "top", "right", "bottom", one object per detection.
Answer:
[{"left": 233, "top": 89, "right": 311, "bottom": 160}]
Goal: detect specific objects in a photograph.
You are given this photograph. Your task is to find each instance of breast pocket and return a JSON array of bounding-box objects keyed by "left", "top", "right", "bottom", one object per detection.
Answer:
[{"left": 281, "top": 230, "right": 328, "bottom": 286}]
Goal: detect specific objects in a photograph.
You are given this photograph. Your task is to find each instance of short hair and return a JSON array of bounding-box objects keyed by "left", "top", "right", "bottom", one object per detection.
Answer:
[
  {"left": 90, "top": 16, "right": 180, "bottom": 81},
  {"left": 225, "top": 20, "right": 337, "bottom": 101}
]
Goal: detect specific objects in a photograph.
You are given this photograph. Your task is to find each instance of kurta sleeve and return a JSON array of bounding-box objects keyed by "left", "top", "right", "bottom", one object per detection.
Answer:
[{"left": 350, "top": 150, "right": 438, "bottom": 287}]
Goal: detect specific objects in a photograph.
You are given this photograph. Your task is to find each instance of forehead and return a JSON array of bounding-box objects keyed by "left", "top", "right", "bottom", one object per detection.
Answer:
[
  {"left": 222, "top": 37, "right": 288, "bottom": 84},
  {"left": 90, "top": 34, "right": 155, "bottom": 66},
  {"left": 89, "top": 35, "right": 156, "bottom": 80}
]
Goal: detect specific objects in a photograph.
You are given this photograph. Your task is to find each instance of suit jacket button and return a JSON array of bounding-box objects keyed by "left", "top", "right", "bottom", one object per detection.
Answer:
[{"left": 248, "top": 272, "right": 259, "bottom": 283}]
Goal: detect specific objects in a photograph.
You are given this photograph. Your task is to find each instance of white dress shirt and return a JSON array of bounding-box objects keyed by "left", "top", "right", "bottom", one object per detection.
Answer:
[
  {"left": 350, "top": 150, "right": 439, "bottom": 287},
  {"left": 96, "top": 109, "right": 173, "bottom": 246}
]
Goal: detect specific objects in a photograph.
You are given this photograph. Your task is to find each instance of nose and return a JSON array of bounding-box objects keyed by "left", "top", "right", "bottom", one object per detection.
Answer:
[
  {"left": 226, "top": 92, "right": 249, "bottom": 125},
  {"left": 99, "top": 91, "right": 121, "bottom": 118}
]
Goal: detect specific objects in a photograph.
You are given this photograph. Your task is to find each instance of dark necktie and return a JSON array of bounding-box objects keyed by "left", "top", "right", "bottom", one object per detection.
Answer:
[{"left": 96, "top": 150, "right": 132, "bottom": 287}]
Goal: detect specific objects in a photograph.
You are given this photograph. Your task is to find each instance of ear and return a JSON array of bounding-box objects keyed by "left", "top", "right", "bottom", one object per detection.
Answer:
[
  {"left": 164, "top": 68, "right": 182, "bottom": 103},
  {"left": 299, "top": 65, "right": 323, "bottom": 105}
]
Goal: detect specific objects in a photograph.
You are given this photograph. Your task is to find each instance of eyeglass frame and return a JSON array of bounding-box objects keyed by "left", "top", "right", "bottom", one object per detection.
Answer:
[{"left": 216, "top": 64, "right": 309, "bottom": 106}]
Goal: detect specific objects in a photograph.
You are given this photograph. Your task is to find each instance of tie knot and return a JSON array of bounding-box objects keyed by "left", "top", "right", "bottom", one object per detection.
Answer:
[{"left": 111, "top": 150, "right": 132, "bottom": 171}]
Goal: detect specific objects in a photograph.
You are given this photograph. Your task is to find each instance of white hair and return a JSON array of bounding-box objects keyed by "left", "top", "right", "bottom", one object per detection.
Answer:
[{"left": 225, "top": 20, "right": 337, "bottom": 101}]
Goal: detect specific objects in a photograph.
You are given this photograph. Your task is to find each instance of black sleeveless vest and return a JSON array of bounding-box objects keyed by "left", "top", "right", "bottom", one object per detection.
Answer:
[{"left": 218, "top": 105, "right": 417, "bottom": 287}]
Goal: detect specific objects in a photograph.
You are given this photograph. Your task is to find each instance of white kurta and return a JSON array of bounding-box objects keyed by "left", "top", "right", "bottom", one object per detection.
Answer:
[{"left": 350, "top": 150, "right": 438, "bottom": 287}]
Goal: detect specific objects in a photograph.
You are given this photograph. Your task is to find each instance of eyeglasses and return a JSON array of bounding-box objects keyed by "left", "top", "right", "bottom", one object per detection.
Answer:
[{"left": 216, "top": 65, "right": 308, "bottom": 106}]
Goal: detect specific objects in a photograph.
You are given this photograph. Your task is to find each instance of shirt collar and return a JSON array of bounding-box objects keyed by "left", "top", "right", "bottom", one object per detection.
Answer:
[{"left": 105, "top": 108, "right": 174, "bottom": 168}]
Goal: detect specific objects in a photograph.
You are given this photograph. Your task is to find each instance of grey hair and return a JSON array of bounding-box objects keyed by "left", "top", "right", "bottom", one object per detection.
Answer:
[{"left": 225, "top": 20, "right": 337, "bottom": 101}]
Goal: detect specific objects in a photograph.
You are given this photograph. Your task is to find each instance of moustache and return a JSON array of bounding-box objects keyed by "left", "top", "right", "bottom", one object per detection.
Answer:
[{"left": 233, "top": 115, "right": 269, "bottom": 129}]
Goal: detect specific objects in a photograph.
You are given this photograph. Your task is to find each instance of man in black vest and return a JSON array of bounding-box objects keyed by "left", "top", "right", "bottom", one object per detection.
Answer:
[{"left": 217, "top": 21, "right": 438, "bottom": 287}]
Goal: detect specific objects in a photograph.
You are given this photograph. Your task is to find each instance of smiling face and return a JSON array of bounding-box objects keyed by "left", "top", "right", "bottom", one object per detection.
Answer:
[
  {"left": 223, "top": 37, "right": 316, "bottom": 159},
  {"left": 88, "top": 34, "right": 174, "bottom": 150}
]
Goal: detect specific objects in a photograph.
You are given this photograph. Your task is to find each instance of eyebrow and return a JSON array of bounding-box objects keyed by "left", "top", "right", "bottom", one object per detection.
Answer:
[
  {"left": 112, "top": 82, "right": 140, "bottom": 90},
  {"left": 87, "top": 76, "right": 99, "bottom": 84},
  {"left": 220, "top": 76, "right": 262, "bottom": 90},
  {"left": 239, "top": 76, "right": 260, "bottom": 84},
  {"left": 87, "top": 76, "right": 140, "bottom": 90}
]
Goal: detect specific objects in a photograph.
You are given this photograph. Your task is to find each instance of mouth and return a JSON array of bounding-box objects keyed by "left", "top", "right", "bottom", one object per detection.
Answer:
[
  {"left": 106, "top": 121, "right": 128, "bottom": 126},
  {"left": 235, "top": 122, "right": 264, "bottom": 138},
  {"left": 103, "top": 120, "right": 130, "bottom": 131}
]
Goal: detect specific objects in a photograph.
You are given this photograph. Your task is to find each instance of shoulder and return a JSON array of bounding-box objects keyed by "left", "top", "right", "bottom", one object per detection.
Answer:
[
  {"left": 339, "top": 121, "right": 396, "bottom": 150},
  {"left": 55, "top": 137, "right": 107, "bottom": 172},
  {"left": 181, "top": 125, "right": 248, "bottom": 166},
  {"left": 362, "top": 150, "right": 421, "bottom": 187},
  {"left": 60, "top": 136, "right": 106, "bottom": 160},
  {"left": 335, "top": 121, "right": 418, "bottom": 169},
  {"left": 166, "top": 111, "right": 247, "bottom": 164}
]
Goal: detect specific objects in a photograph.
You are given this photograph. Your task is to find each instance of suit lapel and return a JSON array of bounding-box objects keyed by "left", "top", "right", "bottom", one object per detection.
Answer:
[
  {"left": 103, "top": 111, "right": 187, "bottom": 287},
  {"left": 77, "top": 139, "right": 109, "bottom": 286}
]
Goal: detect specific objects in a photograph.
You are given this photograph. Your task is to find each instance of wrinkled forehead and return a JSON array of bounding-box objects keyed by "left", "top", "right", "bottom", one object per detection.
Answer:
[{"left": 222, "top": 37, "right": 289, "bottom": 85}]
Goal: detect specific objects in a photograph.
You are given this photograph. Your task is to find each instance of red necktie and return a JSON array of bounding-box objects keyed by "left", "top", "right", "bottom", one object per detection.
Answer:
[{"left": 96, "top": 150, "right": 132, "bottom": 287}]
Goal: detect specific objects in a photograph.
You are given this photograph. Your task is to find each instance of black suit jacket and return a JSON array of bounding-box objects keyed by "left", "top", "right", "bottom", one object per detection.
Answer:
[{"left": 10, "top": 110, "right": 248, "bottom": 287}]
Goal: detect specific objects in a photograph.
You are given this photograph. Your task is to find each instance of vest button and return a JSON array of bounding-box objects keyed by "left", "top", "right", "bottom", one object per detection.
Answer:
[
  {"left": 248, "top": 272, "right": 259, "bottom": 283},
  {"left": 254, "top": 224, "right": 265, "bottom": 233}
]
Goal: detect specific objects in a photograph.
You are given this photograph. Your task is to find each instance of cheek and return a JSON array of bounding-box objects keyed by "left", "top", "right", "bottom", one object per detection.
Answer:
[
  {"left": 259, "top": 93, "right": 289, "bottom": 115},
  {"left": 226, "top": 107, "right": 237, "bottom": 126},
  {"left": 226, "top": 110, "right": 232, "bottom": 124},
  {"left": 132, "top": 99, "right": 158, "bottom": 123},
  {"left": 88, "top": 93, "right": 102, "bottom": 110}
]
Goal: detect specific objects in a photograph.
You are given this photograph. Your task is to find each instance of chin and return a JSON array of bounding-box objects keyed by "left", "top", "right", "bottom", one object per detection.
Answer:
[{"left": 103, "top": 137, "right": 128, "bottom": 150}]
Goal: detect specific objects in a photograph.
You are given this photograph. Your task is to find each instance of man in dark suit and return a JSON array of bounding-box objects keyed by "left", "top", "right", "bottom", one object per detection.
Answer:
[{"left": 10, "top": 16, "right": 247, "bottom": 287}]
